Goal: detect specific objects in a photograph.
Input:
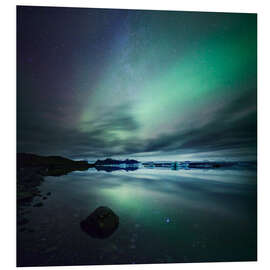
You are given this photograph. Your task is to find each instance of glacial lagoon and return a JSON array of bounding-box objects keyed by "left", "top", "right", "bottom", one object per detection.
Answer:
[{"left": 17, "top": 166, "right": 257, "bottom": 266}]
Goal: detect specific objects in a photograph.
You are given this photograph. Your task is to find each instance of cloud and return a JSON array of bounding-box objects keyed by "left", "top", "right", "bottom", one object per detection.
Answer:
[{"left": 18, "top": 89, "right": 256, "bottom": 161}]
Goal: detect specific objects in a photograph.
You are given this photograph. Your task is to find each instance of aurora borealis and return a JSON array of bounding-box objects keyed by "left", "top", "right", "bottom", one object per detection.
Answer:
[{"left": 17, "top": 6, "right": 257, "bottom": 161}]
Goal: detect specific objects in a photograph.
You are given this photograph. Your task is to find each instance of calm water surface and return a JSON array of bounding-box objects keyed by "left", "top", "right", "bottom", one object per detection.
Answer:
[{"left": 17, "top": 167, "right": 257, "bottom": 266}]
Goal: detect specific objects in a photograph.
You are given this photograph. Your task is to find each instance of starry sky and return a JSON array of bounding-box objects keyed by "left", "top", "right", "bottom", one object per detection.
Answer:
[{"left": 17, "top": 6, "right": 257, "bottom": 161}]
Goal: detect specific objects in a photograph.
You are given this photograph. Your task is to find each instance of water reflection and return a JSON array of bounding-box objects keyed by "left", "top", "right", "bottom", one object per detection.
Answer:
[
  {"left": 95, "top": 166, "right": 139, "bottom": 172},
  {"left": 17, "top": 166, "right": 257, "bottom": 266}
]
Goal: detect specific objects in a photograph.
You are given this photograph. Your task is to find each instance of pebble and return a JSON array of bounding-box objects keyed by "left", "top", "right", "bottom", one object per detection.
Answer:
[
  {"left": 33, "top": 202, "right": 43, "bottom": 207},
  {"left": 18, "top": 218, "right": 29, "bottom": 226}
]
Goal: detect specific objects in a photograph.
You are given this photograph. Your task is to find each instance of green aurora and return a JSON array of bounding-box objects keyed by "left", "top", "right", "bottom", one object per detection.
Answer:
[{"left": 18, "top": 8, "right": 257, "bottom": 161}]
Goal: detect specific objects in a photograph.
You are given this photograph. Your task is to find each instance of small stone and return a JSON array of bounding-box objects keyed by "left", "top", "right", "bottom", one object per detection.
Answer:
[
  {"left": 33, "top": 202, "right": 43, "bottom": 207},
  {"left": 18, "top": 218, "right": 29, "bottom": 226}
]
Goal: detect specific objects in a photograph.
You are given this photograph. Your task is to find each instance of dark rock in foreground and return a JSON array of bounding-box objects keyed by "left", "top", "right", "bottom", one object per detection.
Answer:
[{"left": 80, "top": 206, "right": 119, "bottom": 239}]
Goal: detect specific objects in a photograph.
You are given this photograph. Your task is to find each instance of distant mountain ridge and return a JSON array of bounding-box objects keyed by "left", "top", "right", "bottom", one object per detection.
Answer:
[{"left": 94, "top": 158, "right": 139, "bottom": 166}]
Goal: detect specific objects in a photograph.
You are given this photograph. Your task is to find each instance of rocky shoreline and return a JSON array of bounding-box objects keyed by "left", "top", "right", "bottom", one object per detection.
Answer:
[{"left": 17, "top": 153, "right": 94, "bottom": 230}]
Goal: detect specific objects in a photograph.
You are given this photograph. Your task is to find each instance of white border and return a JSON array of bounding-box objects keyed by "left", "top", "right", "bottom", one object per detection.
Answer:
[
  {"left": 9, "top": 0, "right": 262, "bottom": 13},
  {"left": 1, "top": 0, "right": 270, "bottom": 269}
]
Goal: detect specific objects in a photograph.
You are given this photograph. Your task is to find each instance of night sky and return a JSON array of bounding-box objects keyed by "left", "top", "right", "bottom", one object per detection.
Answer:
[{"left": 17, "top": 6, "right": 257, "bottom": 161}]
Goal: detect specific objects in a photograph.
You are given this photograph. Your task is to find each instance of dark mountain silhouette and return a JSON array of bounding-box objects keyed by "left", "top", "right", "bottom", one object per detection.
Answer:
[
  {"left": 17, "top": 153, "right": 90, "bottom": 168},
  {"left": 94, "top": 158, "right": 139, "bottom": 166}
]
